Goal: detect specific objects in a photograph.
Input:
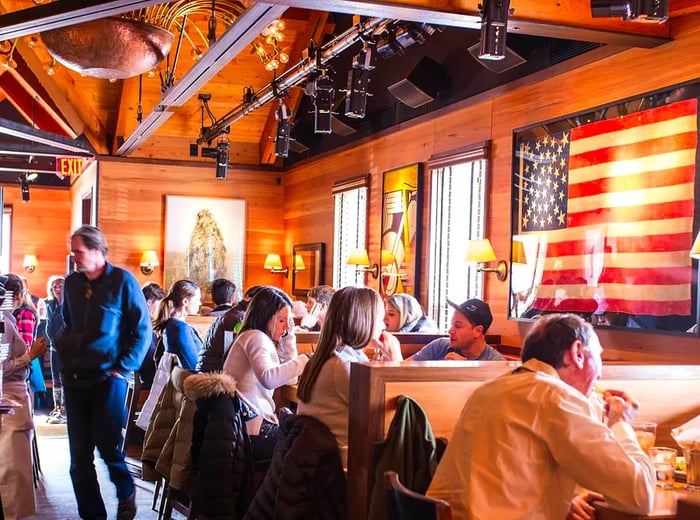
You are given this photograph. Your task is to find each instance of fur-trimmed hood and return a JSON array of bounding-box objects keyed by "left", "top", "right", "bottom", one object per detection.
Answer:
[{"left": 183, "top": 372, "right": 237, "bottom": 400}]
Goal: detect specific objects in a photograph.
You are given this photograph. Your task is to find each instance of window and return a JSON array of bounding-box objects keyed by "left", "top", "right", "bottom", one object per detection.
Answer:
[
  {"left": 427, "top": 145, "right": 489, "bottom": 330},
  {"left": 333, "top": 175, "right": 369, "bottom": 288}
]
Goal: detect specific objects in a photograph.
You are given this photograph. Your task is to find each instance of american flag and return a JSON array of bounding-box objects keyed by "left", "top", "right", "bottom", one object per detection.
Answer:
[{"left": 517, "top": 98, "right": 698, "bottom": 317}]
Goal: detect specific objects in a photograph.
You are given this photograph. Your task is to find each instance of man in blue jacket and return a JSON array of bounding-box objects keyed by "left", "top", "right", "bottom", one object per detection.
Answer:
[{"left": 55, "top": 226, "right": 151, "bottom": 520}]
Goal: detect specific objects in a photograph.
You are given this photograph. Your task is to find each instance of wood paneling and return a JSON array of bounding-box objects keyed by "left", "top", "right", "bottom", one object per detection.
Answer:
[
  {"left": 3, "top": 184, "right": 71, "bottom": 299},
  {"left": 94, "top": 158, "right": 287, "bottom": 292}
]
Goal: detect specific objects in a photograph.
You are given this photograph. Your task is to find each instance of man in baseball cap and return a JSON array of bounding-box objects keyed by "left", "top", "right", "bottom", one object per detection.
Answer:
[{"left": 402, "top": 297, "right": 504, "bottom": 361}]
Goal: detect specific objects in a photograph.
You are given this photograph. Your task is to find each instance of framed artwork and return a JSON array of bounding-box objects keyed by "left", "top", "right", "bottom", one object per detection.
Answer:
[
  {"left": 510, "top": 81, "right": 700, "bottom": 336},
  {"left": 164, "top": 196, "right": 245, "bottom": 302},
  {"left": 292, "top": 242, "right": 325, "bottom": 297},
  {"left": 380, "top": 163, "right": 423, "bottom": 297}
]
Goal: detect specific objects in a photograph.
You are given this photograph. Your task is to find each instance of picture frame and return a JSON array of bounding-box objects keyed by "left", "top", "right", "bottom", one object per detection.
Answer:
[
  {"left": 164, "top": 196, "right": 246, "bottom": 302},
  {"left": 509, "top": 82, "right": 700, "bottom": 336},
  {"left": 380, "top": 163, "right": 423, "bottom": 297},
  {"left": 292, "top": 242, "right": 325, "bottom": 297}
]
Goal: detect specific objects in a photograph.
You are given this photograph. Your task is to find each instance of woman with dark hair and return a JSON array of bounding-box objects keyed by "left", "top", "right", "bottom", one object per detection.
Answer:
[
  {"left": 222, "top": 286, "right": 310, "bottom": 460},
  {"left": 297, "top": 286, "right": 401, "bottom": 467},
  {"left": 153, "top": 280, "right": 202, "bottom": 370}
]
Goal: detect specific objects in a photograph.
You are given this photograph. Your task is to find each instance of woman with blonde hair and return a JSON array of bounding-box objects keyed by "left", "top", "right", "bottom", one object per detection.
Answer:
[
  {"left": 383, "top": 293, "right": 438, "bottom": 333},
  {"left": 297, "top": 286, "right": 401, "bottom": 467},
  {"left": 153, "top": 279, "right": 202, "bottom": 370},
  {"left": 44, "top": 275, "right": 66, "bottom": 423}
]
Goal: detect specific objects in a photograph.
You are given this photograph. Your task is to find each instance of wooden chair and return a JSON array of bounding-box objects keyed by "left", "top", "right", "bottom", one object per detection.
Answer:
[
  {"left": 384, "top": 471, "right": 452, "bottom": 520},
  {"left": 676, "top": 497, "right": 700, "bottom": 519}
]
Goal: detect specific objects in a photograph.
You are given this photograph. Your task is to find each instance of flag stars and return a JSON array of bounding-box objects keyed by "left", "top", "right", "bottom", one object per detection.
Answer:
[
  {"left": 561, "top": 132, "right": 569, "bottom": 145},
  {"left": 557, "top": 212, "right": 566, "bottom": 225}
]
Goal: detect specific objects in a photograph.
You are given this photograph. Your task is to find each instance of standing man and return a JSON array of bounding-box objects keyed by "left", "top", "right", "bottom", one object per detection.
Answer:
[
  {"left": 427, "top": 313, "right": 655, "bottom": 519},
  {"left": 55, "top": 226, "right": 151, "bottom": 520}
]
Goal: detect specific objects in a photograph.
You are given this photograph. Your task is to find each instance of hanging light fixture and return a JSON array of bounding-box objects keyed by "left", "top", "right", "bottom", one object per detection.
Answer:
[{"left": 251, "top": 18, "right": 289, "bottom": 71}]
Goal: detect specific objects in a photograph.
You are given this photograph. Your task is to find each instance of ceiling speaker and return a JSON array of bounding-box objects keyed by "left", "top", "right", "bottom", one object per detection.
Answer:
[
  {"left": 388, "top": 57, "right": 449, "bottom": 108},
  {"left": 468, "top": 42, "right": 526, "bottom": 73}
]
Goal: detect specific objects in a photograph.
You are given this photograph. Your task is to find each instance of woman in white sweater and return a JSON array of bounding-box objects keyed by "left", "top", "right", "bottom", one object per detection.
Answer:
[
  {"left": 296, "top": 286, "right": 401, "bottom": 468},
  {"left": 222, "top": 286, "right": 309, "bottom": 460}
]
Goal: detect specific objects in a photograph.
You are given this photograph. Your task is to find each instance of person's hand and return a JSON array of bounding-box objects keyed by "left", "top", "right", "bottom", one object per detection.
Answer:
[
  {"left": 300, "top": 303, "right": 320, "bottom": 330},
  {"left": 371, "top": 331, "right": 402, "bottom": 361},
  {"left": 29, "top": 337, "right": 47, "bottom": 360},
  {"left": 603, "top": 389, "right": 640, "bottom": 426},
  {"left": 566, "top": 491, "right": 604, "bottom": 520},
  {"left": 443, "top": 351, "right": 468, "bottom": 361}
]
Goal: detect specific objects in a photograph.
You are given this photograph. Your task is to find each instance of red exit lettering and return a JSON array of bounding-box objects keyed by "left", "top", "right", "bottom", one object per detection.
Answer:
[{"left": 57, "top": 158, "right": 83, "bottom": 176}]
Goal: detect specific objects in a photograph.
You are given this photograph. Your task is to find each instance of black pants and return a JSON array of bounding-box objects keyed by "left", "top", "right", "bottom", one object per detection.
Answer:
[{"left": 250, "top": 419, "right": 278, "bottom": 461}]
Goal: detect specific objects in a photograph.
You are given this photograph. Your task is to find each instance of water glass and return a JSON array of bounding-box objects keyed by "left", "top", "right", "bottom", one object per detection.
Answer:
[
  {"left": 684, "top": 449, "right": 700, "bottom": 491},
  {"left": 631, "top": 422, "right": 657, "bottom": 455},
  {"left": 649, "top": 447, "right": 677, "bottom": 489}
]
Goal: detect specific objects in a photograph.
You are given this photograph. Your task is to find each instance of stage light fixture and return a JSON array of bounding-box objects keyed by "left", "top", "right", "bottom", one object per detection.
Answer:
[
  {"left": 344, "top": 45, "right": 375, "bottom": 119},
  {"left": 590, "top": 0, "right": 668, "bottom": 21},
  {"left": 478, "top": 0, "right": 512, "bottom": 61},
  {"left": 19, "top": 174, "right": 29, "bottom": 202},
  {"left": 274, "top": 102, "right": 292, "bottom": 157},
  {"left": 215, "top": 138, "right": 229, "bottom": 179},
  {"left": 313, "top": 73, "right": 334, "bottom": 134}
]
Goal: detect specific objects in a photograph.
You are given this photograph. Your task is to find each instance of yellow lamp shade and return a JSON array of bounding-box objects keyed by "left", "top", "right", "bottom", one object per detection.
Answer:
[
  {"left": 140, "top": 250, "right": 160, "bottom": 267},
  {"left": 691, "top": 232, "right": 700, "bottom": 259},
  {"left": 512, "top": 240, "right": 528, "bottom": 265},
  {"left": 465, "top": 239, "right": 497, "bottom": 263},
  {"left": 23, "top": 254, "right": 37, "bottom": 272},
  {"left": 347, "top": 248, "right": 371, "bottom": 267},
  {"left": 294, "top": 254, "right": 305, "bottom": 271},
  {"left": 264, "top": 253, "right": 283, "bottom": 270}
]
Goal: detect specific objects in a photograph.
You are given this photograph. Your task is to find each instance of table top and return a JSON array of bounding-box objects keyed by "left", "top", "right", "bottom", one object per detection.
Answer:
[{"left": 593, "top": 483, "right": 700, "bottom": 519}]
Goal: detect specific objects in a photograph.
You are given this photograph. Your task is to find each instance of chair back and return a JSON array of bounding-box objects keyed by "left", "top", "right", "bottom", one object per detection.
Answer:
[
  {"left": 677, "top": 497, "right": 700, "bottom": 519},
  {"left": 384, "top": 471, "right": 452, "bottom": 520}
]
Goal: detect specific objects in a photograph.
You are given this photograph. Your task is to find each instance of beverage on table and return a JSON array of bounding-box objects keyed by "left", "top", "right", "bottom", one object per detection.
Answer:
[
  {"left": 649, "top": 447, "right": 677, "bottom": 489},
  {"left": 631, "top": 422, "right": 657, "bottom": 455}
]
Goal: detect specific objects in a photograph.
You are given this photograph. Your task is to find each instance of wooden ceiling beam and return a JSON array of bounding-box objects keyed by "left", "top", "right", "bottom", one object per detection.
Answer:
[
  {"left": 259, "top": 11, "right": 332, "bottom": 165},
  {"left": 260, "top": 0, "right": 671, "bottom": 48}
]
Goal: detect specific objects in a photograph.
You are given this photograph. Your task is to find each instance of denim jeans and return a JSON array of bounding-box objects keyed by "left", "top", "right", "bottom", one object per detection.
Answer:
[
  {"left": 250, "top": 419, "right": 279, "bottom": 461},
  {"left": 64, "top": 373, "right": 133, "bottom": 520}
]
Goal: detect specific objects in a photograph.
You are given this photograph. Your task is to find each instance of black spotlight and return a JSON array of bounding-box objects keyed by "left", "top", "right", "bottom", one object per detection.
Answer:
[
  {"left": 215, "top": 138, "right": 229, "bottom": 179},
  {"left": 345, "top": 46, "right": 375, "bottom": 119},
  {"left": 19, "top": 174, "right": 30, "bottom": 202},
  {"left": 313, "top": 73, "right": 334, "bottom": 134},
  {"left": 274, "top": 102, "right": 292, "bottom": 158},
  {"left": 590, "top": 0, "right": 668, "bottom": 21},
  {"left": 478, "top": 0, "right": 511, "bottom": 61}
]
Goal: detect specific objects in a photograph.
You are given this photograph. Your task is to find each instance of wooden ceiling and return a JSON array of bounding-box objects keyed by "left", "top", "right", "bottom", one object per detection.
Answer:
[{"left": 0, "top": 0, "right": 695, "bottom": 173}]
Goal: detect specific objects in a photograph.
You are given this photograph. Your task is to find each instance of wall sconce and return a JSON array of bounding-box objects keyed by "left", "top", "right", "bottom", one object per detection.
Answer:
[
  {"left": 347, "top": 247, "right": 379, "bottom": 278},
  {"left": 140, "top": 250, "right": 160, "bottom": 275},
  {"left": 294, "top": 254, "right": 306, "bottom": 272},
  {"left": 465, "top": 238, "right": 508, "bottom": 281},
  {"left": 512, "top": 240, "right": 528, "bottom": 265},
  {"left": 264, "top": 253, "right": 289, "bottom": 277},
  {"left": 23, "top": 254, "right": 37, "bottom": 273}
]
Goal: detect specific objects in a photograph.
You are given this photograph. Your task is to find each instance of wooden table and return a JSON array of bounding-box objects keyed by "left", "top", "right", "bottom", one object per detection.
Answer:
[{"left": 593, "top": 484, "right": 700, "bottom": 519}]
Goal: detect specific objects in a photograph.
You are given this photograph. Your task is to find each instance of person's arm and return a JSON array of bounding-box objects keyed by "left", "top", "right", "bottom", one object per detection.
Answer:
[
  {"left": 243, "top": 331, "right": 309, "bottom": 389},
  {"left": 373, "top": 331, "right": 403, "bottom": 361},
  {"left": 164, "top": 319, "right": 200, "bottom": 370},
  {"left": 45, "top": 300, "right": 66, "bottom": 344},
  {"left": 544, "top": 388, "right": 655, "bottom": 515},
  {"left": 113, "top": 273, "right": 152, "bottom": 376}
]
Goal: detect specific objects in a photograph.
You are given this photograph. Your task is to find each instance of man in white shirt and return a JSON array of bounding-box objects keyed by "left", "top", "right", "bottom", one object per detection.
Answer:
[{"left": 427, "top": 313, "right": 655, "bottom": 520}]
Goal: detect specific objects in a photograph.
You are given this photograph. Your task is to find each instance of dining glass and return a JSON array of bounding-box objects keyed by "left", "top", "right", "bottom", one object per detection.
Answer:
[
  {"left": 649, "top": 447, "right": 677, "bottom": 489},
  {"left": 631, "top": 422, "right": 657, "bottom": 455},
  {"left": 684, "top": 449, "right": 700, "bottom": 491}
]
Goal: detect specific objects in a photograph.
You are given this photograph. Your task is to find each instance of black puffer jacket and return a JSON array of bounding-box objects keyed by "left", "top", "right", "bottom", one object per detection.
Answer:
[
  {"left": 184, "top": 372, "right": 256, "bottom": 520},
  {"left": 244, "top": 414, "right": 347, "bottom": 520}
]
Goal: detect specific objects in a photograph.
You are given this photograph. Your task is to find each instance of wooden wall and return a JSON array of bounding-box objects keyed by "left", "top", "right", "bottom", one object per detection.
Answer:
[
  {"left": 93, "top": 159, "right": 288, "bottom": 292},
  {"left": 283, "top": 18, "right": 700, "bottom": 362},
  {"left": 3, "top": 184, "right": 71, "bottom": 299}
]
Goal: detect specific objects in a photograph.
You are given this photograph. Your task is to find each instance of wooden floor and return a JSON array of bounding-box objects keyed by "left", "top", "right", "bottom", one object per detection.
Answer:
[{"left": 27, "top": 410, "right": 185, "bottom": 520}]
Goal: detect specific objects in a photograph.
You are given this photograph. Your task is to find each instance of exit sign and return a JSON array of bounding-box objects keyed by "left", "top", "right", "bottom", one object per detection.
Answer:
[{"left": 56, "top": 157, "right": 83, "bottom": 176}]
